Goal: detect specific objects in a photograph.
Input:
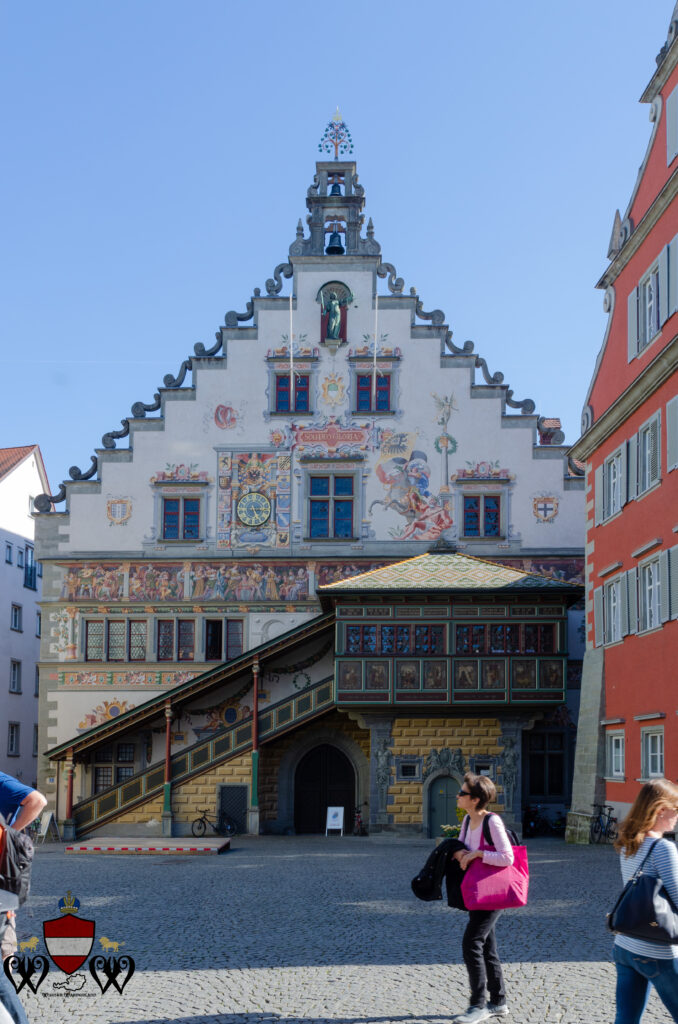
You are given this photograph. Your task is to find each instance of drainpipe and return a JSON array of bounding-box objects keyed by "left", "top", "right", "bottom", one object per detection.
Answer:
[
  {"left": 63, "top": 747, "right": 75, "bottom": 841},
  {"left": 249, "top": 657, "right": 260, "bottom": 835},
  {"left": 162, "top": 700, "right": 173, "bottom": 837}
]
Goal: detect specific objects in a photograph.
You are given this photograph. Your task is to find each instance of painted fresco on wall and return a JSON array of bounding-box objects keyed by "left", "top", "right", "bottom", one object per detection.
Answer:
[
  {"left": 338, "top": 662, "right": 361, "bottom": 690},
  {"left": 189, "top": 561, "right": 309, "bottom": 601},
  {"left": 496, "top": 557, "right": 584, "bottom": 585},
  {"left": 213, "top": 405, "right": 239, "bottom": 430},
  {"left": 59, "top": 670, "right": 197, "bottom": 688},
  {"left": 364, "top": 662, "right": 389, "bottom": 690},
  {"left": 269, "top": 414, "right": 377, "bottom": 458},
  {"left": 482, "top": 661, "right": 505, "bottom": 690},
  {"left": 540, "top": 661, "right": 564, "bottom": 689},
  {"left": 512, "top": 660, "right": 537, "bottom": 688},
  {"left": 316, "top": 561, "right": 389, "bottom": 587},
  {"left": 532, "top": 494, "right": 560, "bottom": 524},
  {"left": 106, "top": 499, "right": 132, "bottom": 526},
  {"left": 150, "top": 463, "right": 211, "bottom": 483},
  {"left": 451, "top": 461, "right": 513, "bottom": 482},
  {"left": 217, "top": 451, "right": 291, "bottom": 549},
  {"left": 60, "top": 565, "right": 125, "bottom": 601},
  {"left": 49, "top": 608, "right": 79, "bottom": 659},
  {"left": 266, "top": 340, "right": 318, "bottom": 360},
  {"left": 455, "top": 661, "right": 478, "bottom": 689},
  {"left": 128, "top": 564, "right": 184, "bottom": 601},
  {"left": 396, "top": 661, "right": 420, "bottom": 689},
  {"left": 423, "top": 661, "right": 447, "bottom": 689},
  {"left": 320, "top": 373, "right": 346, "bottom": 407},
  {"left": 77, "top": 698, "right": 135, "bottom": 732},
  {"left": 372, "top": 431, "right": 453, "bottom": 541}
]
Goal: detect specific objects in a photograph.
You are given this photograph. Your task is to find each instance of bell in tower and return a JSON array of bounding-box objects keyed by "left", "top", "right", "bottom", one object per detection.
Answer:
[{"left": 325, "top": 222, "right": 345, "bottom": 255}]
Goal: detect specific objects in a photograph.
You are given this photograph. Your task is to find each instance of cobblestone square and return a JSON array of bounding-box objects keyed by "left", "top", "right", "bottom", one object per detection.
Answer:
[{"left": 10, "top": 836, "right": 671, "bottom": 1023}]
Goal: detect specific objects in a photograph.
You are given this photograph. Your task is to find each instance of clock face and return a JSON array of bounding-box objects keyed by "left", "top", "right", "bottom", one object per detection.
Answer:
[{"left": 236, "top": 491, "right": 271, "bottom": 527}]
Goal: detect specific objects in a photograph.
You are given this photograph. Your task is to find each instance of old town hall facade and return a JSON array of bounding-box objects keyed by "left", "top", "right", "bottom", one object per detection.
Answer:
[{"left": 35, "top": 125, "right": 585, "bottom": 837}]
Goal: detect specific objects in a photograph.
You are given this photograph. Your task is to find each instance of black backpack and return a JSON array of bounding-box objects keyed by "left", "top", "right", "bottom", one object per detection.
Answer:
[
  {"left": 0, "top": 813, "right": 35, "bottom": 906},
  {"left": 460, "top": 812, "right": 520, "bottom": 847}
]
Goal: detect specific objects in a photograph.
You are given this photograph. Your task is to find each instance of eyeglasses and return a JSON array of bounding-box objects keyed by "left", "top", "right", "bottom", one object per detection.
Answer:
[{"left": 458, "top": 790, "right": 471, "bottom": 797}]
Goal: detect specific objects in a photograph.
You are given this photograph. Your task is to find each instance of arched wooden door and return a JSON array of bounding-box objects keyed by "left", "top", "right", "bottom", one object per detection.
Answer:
[
  {"left": 294, "top": 744, "right": 355, "bottom": 834},
  {"left": 428, "top": 775, "right": 459, "bottom": 838}
]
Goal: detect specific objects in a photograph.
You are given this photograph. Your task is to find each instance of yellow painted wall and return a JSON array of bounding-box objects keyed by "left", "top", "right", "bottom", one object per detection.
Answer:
[
  {"left": 170, "top": 754, "right": 252, "bottom": 820},
  {"left": 106, "top": 792, "right": 165, "bottom": 826},
  {"left": 389, "top": 716, "right": 503, "bottom": 825}
]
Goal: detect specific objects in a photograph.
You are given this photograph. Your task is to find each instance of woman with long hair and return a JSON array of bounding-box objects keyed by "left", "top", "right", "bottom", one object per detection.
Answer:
[
  {"left": 612, "top": 778, "right": 678, "bottom": 1023},
  {"left": 452, "top": 772, "right": 514, "bottom": 1023}
]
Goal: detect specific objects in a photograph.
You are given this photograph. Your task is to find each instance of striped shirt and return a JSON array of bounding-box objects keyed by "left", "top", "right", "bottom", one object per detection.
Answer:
[
  {"left": 461, "top": 813, "right": 515, "bottom": 868},
  {"left": 615, "top": 836, "right": 678, "bottom": 959}
]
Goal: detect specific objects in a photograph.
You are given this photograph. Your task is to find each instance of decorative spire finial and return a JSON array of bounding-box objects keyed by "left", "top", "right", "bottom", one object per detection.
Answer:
[{"left": 318, "top": 109, "right": 353, "bottom": 161}]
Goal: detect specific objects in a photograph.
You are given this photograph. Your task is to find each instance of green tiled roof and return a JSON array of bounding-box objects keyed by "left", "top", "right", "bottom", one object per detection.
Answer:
[{"left": 319, "top": 553, "right": 578, "bottom": 592}]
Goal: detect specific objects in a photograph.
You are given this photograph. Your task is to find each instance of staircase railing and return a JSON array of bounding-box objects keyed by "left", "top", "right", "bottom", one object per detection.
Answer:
[{"left": 73, "top": 676, "right": 335, "bottom": 834}]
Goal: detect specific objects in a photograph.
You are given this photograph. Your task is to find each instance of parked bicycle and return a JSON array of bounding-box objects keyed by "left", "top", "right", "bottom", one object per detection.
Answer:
[
  {"left": 352, "top": 802, "right": 368, "bottom": 836},
  {"left": 191, "top": 807, "right": 237, "bottom": 838},
  {"left": 590, "top": 803, "right": 618, "bottom": 843}
]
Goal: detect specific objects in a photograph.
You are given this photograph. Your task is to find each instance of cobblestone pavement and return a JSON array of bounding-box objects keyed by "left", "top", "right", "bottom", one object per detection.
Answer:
[{"left": 8, "top": 836, "right": 672, "bottom": 1024}]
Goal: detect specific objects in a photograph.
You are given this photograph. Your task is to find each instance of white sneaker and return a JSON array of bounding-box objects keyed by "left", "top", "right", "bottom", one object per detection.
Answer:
[
  {"left": 487, "top": 1004, "right": 509, "bottom": 1017},
  {"left": 454, "top": 1008, "right": 492, "bottom": 1023}
]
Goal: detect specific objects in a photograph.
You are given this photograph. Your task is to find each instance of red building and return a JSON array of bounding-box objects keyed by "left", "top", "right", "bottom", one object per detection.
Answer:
[{"left": 568, "top": 6, "right": 678, "bottom": 839}]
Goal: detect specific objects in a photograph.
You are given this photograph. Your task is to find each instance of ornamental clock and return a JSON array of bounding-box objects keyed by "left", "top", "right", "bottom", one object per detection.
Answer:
[{"left": 236, "top": 491, "right": 272, "bottom": 527}]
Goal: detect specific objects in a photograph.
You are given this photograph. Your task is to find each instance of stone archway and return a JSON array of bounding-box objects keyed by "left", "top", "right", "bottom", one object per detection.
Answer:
[
  {"left": 422, "top": 769, "right": 465, "bottom": 838},
  {"left": 294, "top": 744, "right": 354, "bottom": 834},
  {"left": 274, "top": 725, "right": 369, "bottom": 835}
]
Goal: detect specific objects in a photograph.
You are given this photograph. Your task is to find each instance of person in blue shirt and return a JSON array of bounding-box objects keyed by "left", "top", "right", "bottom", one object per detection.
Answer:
[
  {"left": 0, "top": 772, "right": 46, "bottom": 832},
  {"left": 0, "top": 772, "right": 47, "bottom": 965},
  {"left": 613, "top": 778, "right": 678, "bottom": 1024}
]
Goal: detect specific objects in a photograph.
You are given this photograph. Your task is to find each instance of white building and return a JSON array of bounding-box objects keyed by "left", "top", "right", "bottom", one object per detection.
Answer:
[
  {"left": 34, "top": 149, "right": 586, "bottom": 835},
  {"left": 0, "top": 445, "right": 49, "bottom": 786}
]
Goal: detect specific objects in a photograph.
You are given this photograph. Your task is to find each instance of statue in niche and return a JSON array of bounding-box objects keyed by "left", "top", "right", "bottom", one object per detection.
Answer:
[{"left": 317, "top": 282, "right": 353, "bottom": 344}]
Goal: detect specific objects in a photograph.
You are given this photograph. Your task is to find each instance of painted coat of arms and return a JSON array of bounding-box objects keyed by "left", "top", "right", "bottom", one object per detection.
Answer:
[
  {"left": 43, "top": 893, "right": 95, "bottom": 974},
  {"left": 532, "top": 495, "right": 559, "bottom": 523}
]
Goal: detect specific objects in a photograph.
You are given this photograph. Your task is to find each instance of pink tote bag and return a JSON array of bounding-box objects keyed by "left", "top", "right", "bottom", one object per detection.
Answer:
[{"left": 460, "top": 827, "right": 529, "bottom": 911}]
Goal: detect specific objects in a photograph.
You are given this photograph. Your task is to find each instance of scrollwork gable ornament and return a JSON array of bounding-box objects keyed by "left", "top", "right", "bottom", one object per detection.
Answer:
[{"left": 423, "top": 747, "right": 466, "bottom": 780}]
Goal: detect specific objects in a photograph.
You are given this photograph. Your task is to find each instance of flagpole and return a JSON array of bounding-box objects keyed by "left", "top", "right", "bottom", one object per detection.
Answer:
[
  {"left": 289, "top": 291, "right": 294, "bottom": 412},
  {"left": 372, "top": 291, "right": 378, "bottom": 410}
]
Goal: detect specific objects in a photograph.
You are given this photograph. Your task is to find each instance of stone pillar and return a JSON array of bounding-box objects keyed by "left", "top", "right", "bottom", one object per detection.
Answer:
[
  {"left": 162, "top": 701, "right": 173, "bottom": 837},
  {"left": 62, "top": 748, "right": 76, "bottom": 841},
  {"left": 249, "top": 657, "right": 260, "bottom": 836},
  {"left": 498, "top": 718, "right": 530, "bottom": 834},
  {"left": 567, "top": 647, "right": 606, "bottom": 843}
]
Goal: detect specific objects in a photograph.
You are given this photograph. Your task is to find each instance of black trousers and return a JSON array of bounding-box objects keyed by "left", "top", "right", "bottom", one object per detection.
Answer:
[{"left": 461, "top": 909, "right": 505, "bottom": 1008}]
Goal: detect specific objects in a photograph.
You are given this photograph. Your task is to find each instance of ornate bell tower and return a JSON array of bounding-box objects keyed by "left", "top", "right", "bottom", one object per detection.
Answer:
[{"left": 289, "top": 111, "right": 381, "bottom": 259}]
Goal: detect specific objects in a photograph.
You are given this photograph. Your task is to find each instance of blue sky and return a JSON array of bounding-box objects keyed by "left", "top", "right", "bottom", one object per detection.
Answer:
[{"left": 2, "top": 1, "right": 673, "bottom": 494}]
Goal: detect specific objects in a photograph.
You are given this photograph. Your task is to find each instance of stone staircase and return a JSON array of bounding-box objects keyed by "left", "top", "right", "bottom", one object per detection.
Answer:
[{"left": 73, "top": 676, "right": 335, "bottom": 836}]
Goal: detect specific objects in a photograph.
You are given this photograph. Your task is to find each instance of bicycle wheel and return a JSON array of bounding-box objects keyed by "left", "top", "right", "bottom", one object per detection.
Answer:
[
  {"left": 607, "top": 819, "right": 618, "bottom": 843},
  {"left": 590, "top": 818, "right": 603, "bottom": 843},
  {"left": 192, "top": 817, "right": 207, "bottom": 837}
]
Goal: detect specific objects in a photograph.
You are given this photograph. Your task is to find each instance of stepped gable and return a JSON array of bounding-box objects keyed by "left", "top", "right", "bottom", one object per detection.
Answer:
[{"left": 34, "top": 156, "right": 579, "bottom": 513}]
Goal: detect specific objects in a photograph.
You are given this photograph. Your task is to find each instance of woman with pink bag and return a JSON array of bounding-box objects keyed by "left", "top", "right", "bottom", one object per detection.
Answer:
[{"left": 451, "top": 772, "right": 514, "bottom": 1023}]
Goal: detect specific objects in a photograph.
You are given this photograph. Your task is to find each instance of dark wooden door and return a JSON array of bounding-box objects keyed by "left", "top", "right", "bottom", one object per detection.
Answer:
[
  {"left": 429, "top": 775, "right": 458, "bottom": 838},
  {"left": 294, "top": 744, "right": 355, "bottom": 834}
]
